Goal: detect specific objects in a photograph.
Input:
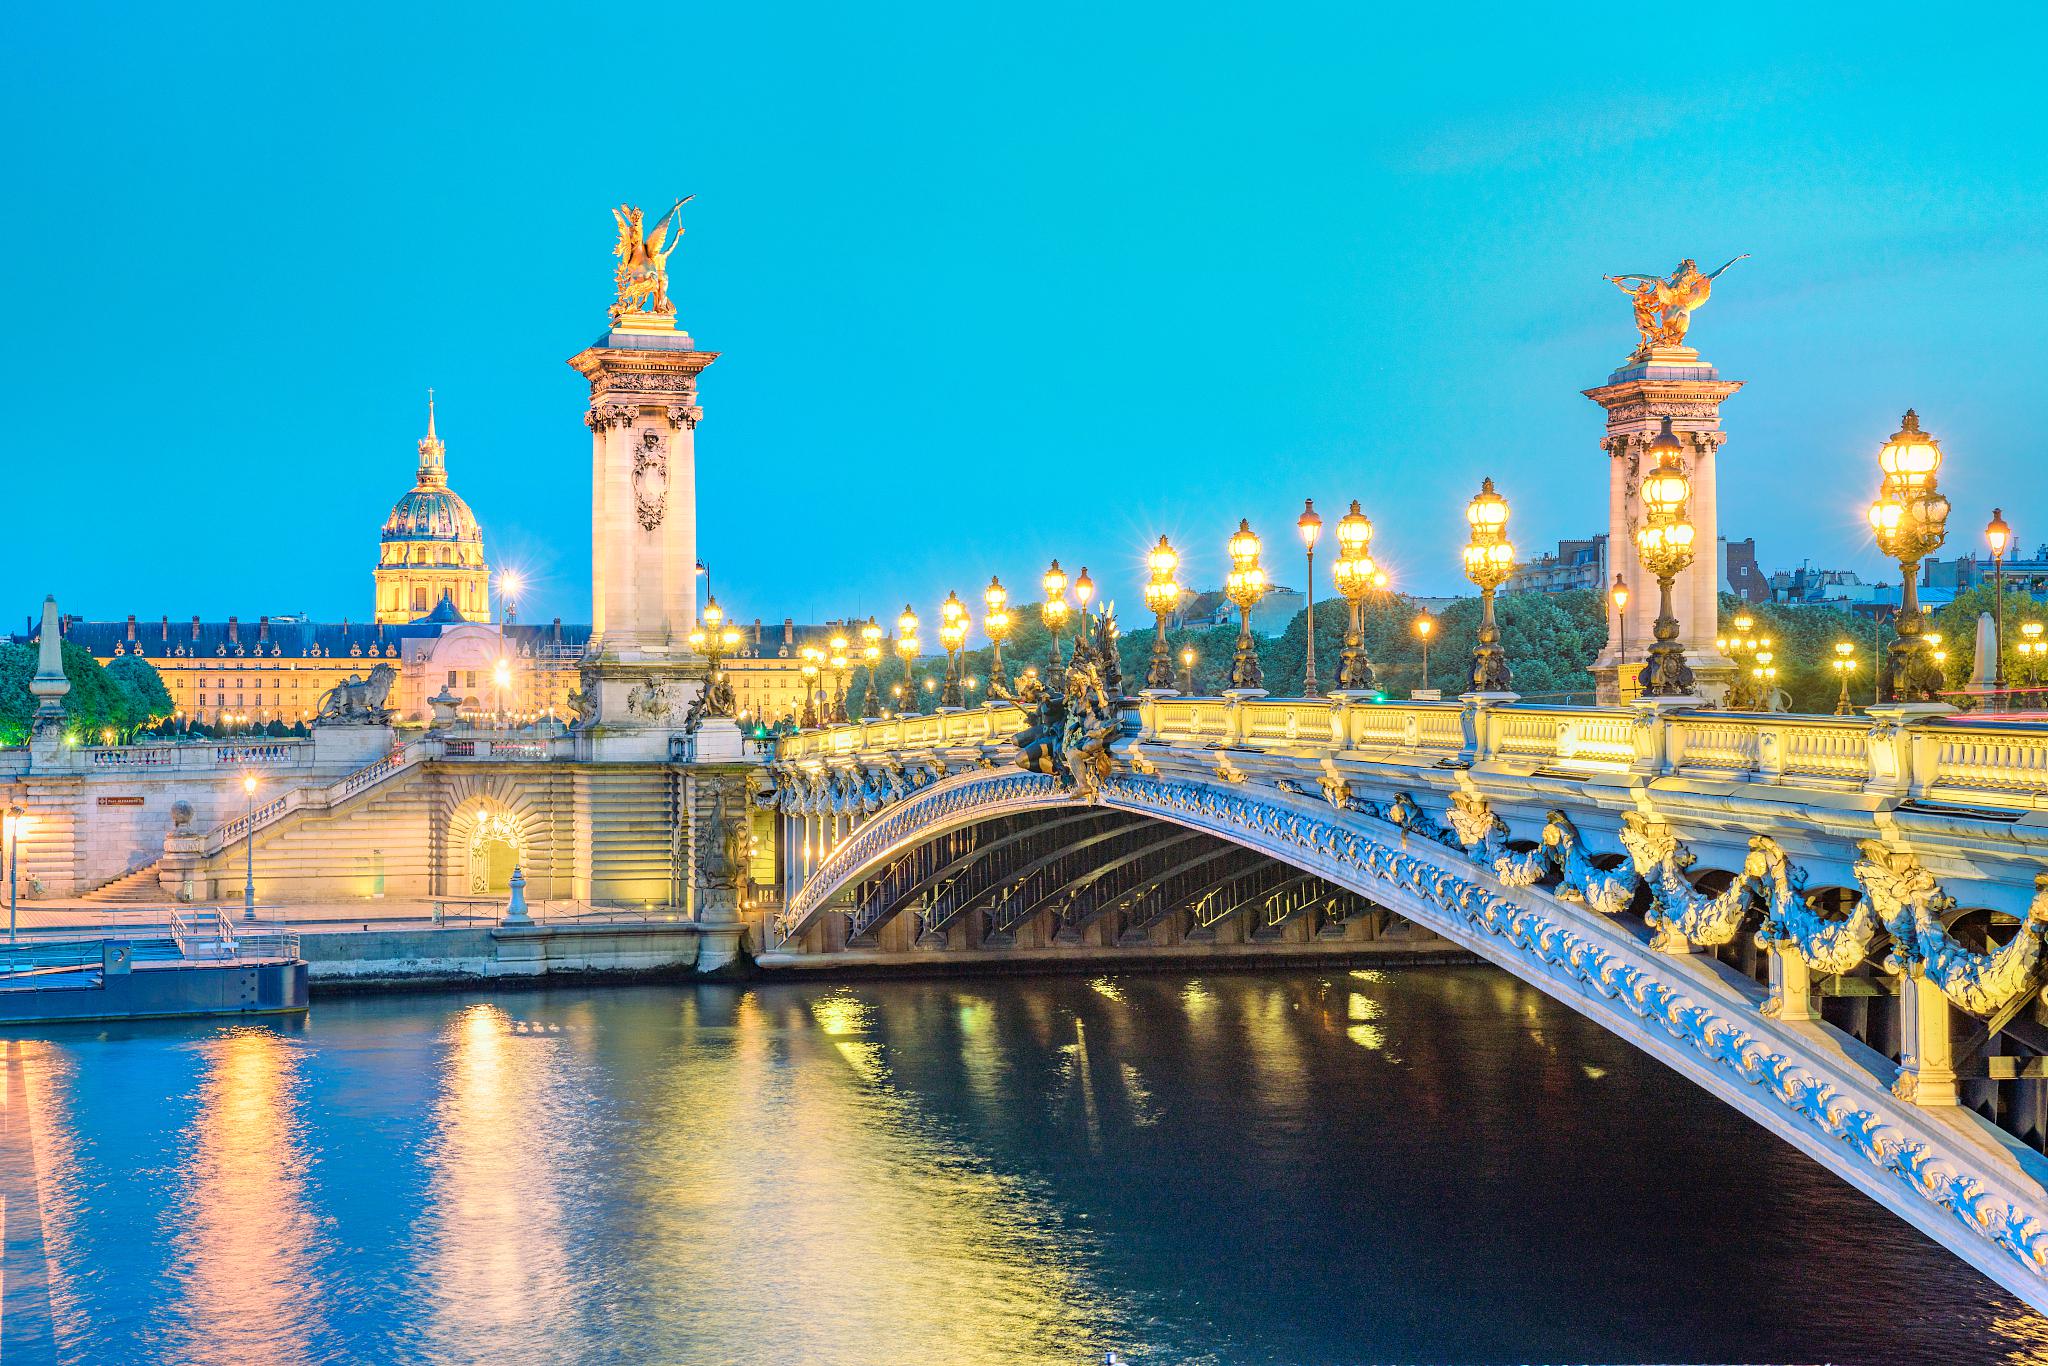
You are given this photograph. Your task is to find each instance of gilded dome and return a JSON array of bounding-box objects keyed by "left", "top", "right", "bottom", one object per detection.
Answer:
[{"left": 382, "top": 485, "right": 482, "bottom": 543}]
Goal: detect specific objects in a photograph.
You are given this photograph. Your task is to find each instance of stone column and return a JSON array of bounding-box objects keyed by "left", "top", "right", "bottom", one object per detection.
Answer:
[
  {"left": 1896, "top": 970, "right": 1959, "bottom": 1106},
  {"left": 1585, "top": 349, "right": 1742, "bottom": 704}
]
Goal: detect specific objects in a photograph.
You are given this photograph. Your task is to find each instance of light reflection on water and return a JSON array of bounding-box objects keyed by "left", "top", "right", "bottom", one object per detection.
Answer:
[{"left": 4, "top": 967, "right": 2048, "bottom": 1365}]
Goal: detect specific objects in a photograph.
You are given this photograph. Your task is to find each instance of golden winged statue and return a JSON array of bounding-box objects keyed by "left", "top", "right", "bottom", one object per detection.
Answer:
[
  {"left": 1605, "top": 255, "right": 1748, "bottom": 352},
  {"left": 610, "top": 197, "right": 693, "bottom": 322}
]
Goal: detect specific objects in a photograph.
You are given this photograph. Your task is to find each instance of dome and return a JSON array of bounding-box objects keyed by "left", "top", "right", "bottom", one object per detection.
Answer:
[{"left": 382, "top": 486, "right": 482, "bottom": 544}]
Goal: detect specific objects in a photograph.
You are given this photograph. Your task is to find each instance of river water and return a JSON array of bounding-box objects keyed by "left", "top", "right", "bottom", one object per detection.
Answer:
[{"left": 3, "top": 967, "right": 2044, "bottom": 1365}]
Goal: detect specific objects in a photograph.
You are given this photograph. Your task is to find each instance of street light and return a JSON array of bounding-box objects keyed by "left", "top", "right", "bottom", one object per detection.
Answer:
[
  {"left": 1330, "top": 500, "right": 1377, "bottom": 692},
  {"left": 1832, "top": 641, "right": 1860, "bottom": 716},
  {"left": 1633, "top": 418, "right": 1698, "bottom": 697},
  {"left": 1413, "top": 614, "right": 1435, "bottom": 692},
  {"left": 2016, "top": 619, "right": 2047, "bottom": 693},
  {"left": 1073, "top": 566, "right": 1096, "bottom": 640},
  {"left": 1224, "top": 519, "right": 1267, "bottom": 690},
  {"left": 1868, "top": 409, "right": 1952, "bottom": 702},
  {"left": 1179, "top": 646, "right": 1197, "bottom": 695},
  {"left": 1610, "top": 574, "right": 1631, "bottom": 700},
  {"left": 1462, "top": 477, "right": 1516, "bottom": 693},
  {"left": 860, "top": 617, "right": 884, "bottom": 717},
  {"left": 492, "top": 658, "right": 512, "bottom": 728},
  {"left": 938, "top": 591, "right": 970, "bottom": 709},
  {"left": 1042, "top": 561, "right": 1070, "bottom": 669},
  {"left": 1751, "top": 648, "right": 1777, "bottom": 710},
  {"left": 799, "top": 645, "right": 822, "bottom": 728},
  {"left": 895, "top": 605, "right": 920, "bottom": 716},
  {"left": 4, "top": 807, "right": 31, "bottom": 946},
  {"left": 499, "top": 569, "right": 524, "bottom": 623},
  {"left": 241, "top": 772, "right": 258, "bottom": 923},
  {"left": 1988, "top": 508, "right": 2012, "bottom": 692},
  {"left": 1298, "top": 499, "right": 1324, "bottom": 694},
  {"left": 983, "top": 578, "right": 1012, "bottom": 693},
  {"left": 828, "top": 632, "right": 852, "bottom": 724},
  {"left": 1142, "top": 536, "right": 1181, "bottom": 690},
  {"left": 1718, "top": 614, "right": 1771, "bottom": 711}
]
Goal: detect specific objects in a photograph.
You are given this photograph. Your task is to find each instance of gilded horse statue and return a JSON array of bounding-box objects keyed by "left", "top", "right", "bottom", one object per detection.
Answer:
[{"left": 1605, "top": 255, "right": 1748, "bottom": 351}]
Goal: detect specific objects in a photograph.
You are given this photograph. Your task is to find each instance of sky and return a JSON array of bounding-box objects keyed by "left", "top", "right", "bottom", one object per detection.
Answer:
[{"left": 5, "top": 3, "right": 2047, "bottom": 631}]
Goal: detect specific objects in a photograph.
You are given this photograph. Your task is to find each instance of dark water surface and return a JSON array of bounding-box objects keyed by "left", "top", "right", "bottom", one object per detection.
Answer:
[{"left": 4, "top": 967, "right": 2045, "bottom": 1365}]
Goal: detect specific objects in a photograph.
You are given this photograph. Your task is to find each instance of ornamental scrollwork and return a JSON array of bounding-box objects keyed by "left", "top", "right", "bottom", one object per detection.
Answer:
[
  {"left": 633, "top": 429, "right": 669, "bottom": 531},
  {"left": 1621, "top": 814, "right": 1758, "bottom": 950},
  {"left": 1446, "top": 791, "right": 1508, "bottom": 863},
  {"left": 1754, "top": 856, "right": 1877, "bottom": 979},
  {"left": 1854, "top": 843, "right": 2048, "bottom": 1017}
]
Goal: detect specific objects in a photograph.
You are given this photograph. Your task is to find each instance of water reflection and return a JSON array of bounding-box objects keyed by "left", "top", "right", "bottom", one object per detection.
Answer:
[{"left": 159, "top": 1027, "right": 328, "bottom": 1366}]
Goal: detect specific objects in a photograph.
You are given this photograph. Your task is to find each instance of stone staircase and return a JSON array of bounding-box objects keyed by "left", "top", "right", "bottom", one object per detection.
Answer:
[{"left": 80, "top": 865, "right": 167, "bottom": 904}]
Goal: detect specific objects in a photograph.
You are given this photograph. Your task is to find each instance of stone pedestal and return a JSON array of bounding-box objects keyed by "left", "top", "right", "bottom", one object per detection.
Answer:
[
  {"left": 1585, "top": 348, "right": 1743, "bottom": 704},
  {"left": 574, "top": 660, "right": 707, "bottom": 762}
]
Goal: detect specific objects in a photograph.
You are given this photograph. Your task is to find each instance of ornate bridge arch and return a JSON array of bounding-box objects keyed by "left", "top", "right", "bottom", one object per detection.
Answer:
[{"left": 772, "top": 762, "right": 2048, "bottom": 1308}]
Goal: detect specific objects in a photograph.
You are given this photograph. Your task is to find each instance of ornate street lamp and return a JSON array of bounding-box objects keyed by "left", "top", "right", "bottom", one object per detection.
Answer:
[
  {"left": 983, "top": 577, "right": 1012, "bottom": 692},
  {"left": 1751, "top": 648, "right": 1777, "bottom": 710},
  {"left": 1831, "top": 641, "right": 1859, "bottom": 716},
  {"left": 1073, "top": 566, "right": 1096, "bottom": 640},
  {"left": 1330, "top": 500, "right": 1377, "bottom": 691},
  {"left": 895, "top": 605, "right": 920, "bottom": 716},
  {"left": 799, "top": 645, "right": 822, "bottom": 729},
  {"left": 1718, "top": 613, "right": 1771, "bottom": 711},
  {"left": 241, "top": 772, "right": 258, "bottom": 923},
  {"left": 938, "top": 591, "right": 970, "bottom": 709},
  {"left": 1413, "top": 614, "right": 1434, "bottom": 692},
  {"left": 2019, "top": 621, "right": 2046, "bottom": 691},
  {"left": 1610, "top": 574, "right": 1631, "bottom": 700},
  {"left": 687, "top": 595, "right": 742, "bottom": 719},
  {"left": 859, "top": 617, "right": 883, "bottom": 717},
  {"left": 1462, "top": 478, "right": 1516, "bottom": 693},
  {"left": 1143, "top": 535, "right": 1181, "bottom": 690},
  {"left": 1988, "top": 508, "right": 2012, "bottom": 692},
  {"left": 828, "top": 632, "right": 852, "bottom": 724},
  {"left": 1179, "top": 646, "right": 1197, "bottom": 695},
  {"left": 1224, "top": 519, "right": 1267, "bottom": 690},
  {"left": 1633, "top": 419, "right": 1698, "bottom": 697},
  {"left": 1297, "top": 499, "right": 1324, "bottom": 694},
  {"left": 1042, "top": 560, "right": 1070, "bottom": 670},
  {"left": 1868, "top": 409, "right": 1952, "bottom": 703}
]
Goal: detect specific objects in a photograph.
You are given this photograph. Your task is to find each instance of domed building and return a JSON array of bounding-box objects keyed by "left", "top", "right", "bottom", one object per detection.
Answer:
[{"left": 373, "top": 396, "right": 492, "bottom": 625}]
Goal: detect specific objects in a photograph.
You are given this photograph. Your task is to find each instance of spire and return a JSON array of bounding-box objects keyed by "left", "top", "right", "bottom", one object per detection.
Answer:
[
  {"left": 417, "top": 388, "right": 447, "bottom": 488},
  {"left": 30, "top": 594, "right": 70, "bottom": 723}
]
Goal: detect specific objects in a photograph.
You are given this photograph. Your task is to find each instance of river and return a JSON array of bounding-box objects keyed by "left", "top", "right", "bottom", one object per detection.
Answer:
[{"left": 3, "top": 967, "right": 2044, "bottom": 1364}]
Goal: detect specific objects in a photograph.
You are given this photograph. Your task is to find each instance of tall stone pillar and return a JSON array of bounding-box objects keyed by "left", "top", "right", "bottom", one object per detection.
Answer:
[
  {"left": 566, "top": 309, "right": 718, "bottom": 759},
  {"left": 1584, "top": 347, "right": 1742, "bottom": 704},
  {"left": 29, "top": 595, "right": 69, "bottom": 730}
]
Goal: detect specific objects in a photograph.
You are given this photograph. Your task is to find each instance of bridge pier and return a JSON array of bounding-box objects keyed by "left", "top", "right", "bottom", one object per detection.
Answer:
[{"left": 1897, "top": 971, "right": 1960, "bottom": 1106}]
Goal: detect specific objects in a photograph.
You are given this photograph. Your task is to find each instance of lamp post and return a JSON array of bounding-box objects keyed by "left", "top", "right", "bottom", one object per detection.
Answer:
[
  {"left": 1633, "top": 419, "right": 1699, "bottom": 697},
  {"left": 938, "top": 591, "right": 969, "bottom": 709},
  {"left": 1832, "top": 641, "right": 1859, "bottom": 716},
  {"left": 241, "top": 772, "right": 258, "bottom": 923},
  {"left": 1042, "top": 561, "right": 1070, "bottom": 670},
  {"left": 827, "top": 632, "right": 852, "bottom": 724},
  {"left": 1988, "top": 508, "right": 2012, "bottom": 692},
  {"left": 1462, "top": 478, "right": 1515, "bottom": 693},
  {"left": 799, "top": 646, "right": 821, "bottom": 728},
  {"left": 1225, "top": 520, "right": 1267, "bottom": 690},
  {"left": 2021, "top": 621, "right": 2046, "bottom": 692},
  {"left": 1751, "top": 648, "right": 1777, "bottom": 711},
  {"left": 1073, "top": 566, "right": 1096, "bottom": 644},
  {"left": 1297, "top": 499, "right": 1323, "bottom": 694},
  {"left": 895, "top": 606, "right": 920, "bottom": 716},
  {"left": 1329, "top": 500, "right": 1377, "bottom": 692},
  {"left": 499, "top": 570, "right": 524, "bottom": 624},
  {"left": 860, "top": 617, "right": 883, "bottom": 717},
  {"left": 1718, "top": 614, "right": 1770, "bottom": 711},
  {"left": 4, "top": 806, "right": 29, "bottom": 946},
  {"left": 983, "top": 578, "right": 1011, "bottom": 693},
  {"left": 1143, "top": 535, "right": 1181, "bottom": 690},
  {"left": 1610, "top": 574, "right": 1631, "bottom": 701},
  {"left": 1179, "top": 646, "right": 1197, "bottom": 695},
  {"left": 1413, "top": 615, "right": 1434, "bottom": 693},
  {"left": 1868, "top": 410, "right": 1952, "bottom": 703},
  {"left": 492, "top": 657, "right": 512, "bottom": 728}
]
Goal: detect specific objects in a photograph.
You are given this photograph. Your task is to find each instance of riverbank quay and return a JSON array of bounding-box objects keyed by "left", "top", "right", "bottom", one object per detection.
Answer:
[{"left": 4, "top": 897, "right": 1472, "bottom": 993}]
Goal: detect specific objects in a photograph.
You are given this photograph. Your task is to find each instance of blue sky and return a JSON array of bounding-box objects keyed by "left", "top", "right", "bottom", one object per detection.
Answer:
[{"left": 5, "top": 3, "right": 2045, "bottom": 630}]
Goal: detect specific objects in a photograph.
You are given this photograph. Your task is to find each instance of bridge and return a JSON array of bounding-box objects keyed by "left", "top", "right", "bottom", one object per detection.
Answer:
[{"left": 759, "top": 688, "right": 2048, "bottom": 1310}]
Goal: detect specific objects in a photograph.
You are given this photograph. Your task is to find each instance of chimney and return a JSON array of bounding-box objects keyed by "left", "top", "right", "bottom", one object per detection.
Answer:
[
  {"left": 159, "top": 615, "right": 169, "bottom": 643},
  {"left": 258, "top": 615, "right": 271, "bottom": 644},
  {"left": 551, "top": 616, "right": 562, "bottom": 643},
  {"left": 753, "top": 618, "right": 763, "bottom": 644},
  {"left": 126, "top": 614, "right": 137, "bottom": 641},
  {"left": 227, "top": 616, "right": 239, "bottom": 645},
  {"left": 783, "top": 618, "right": 795, "bottom": 646},
  {"left": 191, "top": 615, "right": 201, "bottom": 641}
]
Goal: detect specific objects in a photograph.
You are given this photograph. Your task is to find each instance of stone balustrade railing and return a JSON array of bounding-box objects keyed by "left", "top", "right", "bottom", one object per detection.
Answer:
[
  {"left": 76, "top": 739, "right": 314, "bottom": 773},
  {"left": 772, "top": 696, "right": 2048, "bottom": 811}
]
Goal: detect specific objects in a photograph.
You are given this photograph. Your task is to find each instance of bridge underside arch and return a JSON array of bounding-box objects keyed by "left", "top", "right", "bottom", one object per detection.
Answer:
[{"left": 772, "top": 767, "right": 2048, "bottom": 1308}]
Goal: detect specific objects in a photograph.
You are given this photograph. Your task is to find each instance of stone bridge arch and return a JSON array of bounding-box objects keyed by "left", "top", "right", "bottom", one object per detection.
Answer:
[
  {"left": 772, "top": 764, "right": 2048, "bottom": 1308},
  {"left": 438, "top": 771, "right": 560, "bottom": 901}
]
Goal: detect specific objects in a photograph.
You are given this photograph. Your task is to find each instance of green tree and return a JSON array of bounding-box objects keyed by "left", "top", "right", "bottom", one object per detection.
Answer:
[
  {"left": 0, "top": 643, "right": 175, "bottom": 746},
  {"left": 1716, "top": 596, "right": 1893, "bottom": 716}
]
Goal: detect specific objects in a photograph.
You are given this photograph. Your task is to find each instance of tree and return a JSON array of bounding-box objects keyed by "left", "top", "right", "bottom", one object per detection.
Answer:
[
  {"left": 0, "top": 644, "right": 175, "bottom": 745},
  {"left": 1716, "top": 596, "right": 1893, "bottom": 716}
]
